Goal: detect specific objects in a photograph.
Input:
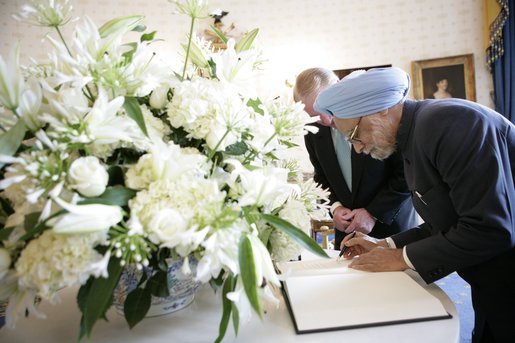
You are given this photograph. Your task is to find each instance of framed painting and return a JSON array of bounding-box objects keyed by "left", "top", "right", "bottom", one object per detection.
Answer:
[
  {"left": 333, "top": 64, "right": 392, "bottom": 80},
  {"left": 411, "top": 54, "right": 476, "bottom": 101}
]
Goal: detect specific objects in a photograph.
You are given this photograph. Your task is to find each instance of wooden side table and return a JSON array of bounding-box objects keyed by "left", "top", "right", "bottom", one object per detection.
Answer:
[{"left": 310, "top": 219, "right": 335, "bottom": 249}]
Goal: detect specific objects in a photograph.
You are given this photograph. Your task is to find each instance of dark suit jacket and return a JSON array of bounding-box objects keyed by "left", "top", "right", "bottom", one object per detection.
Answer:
[
  {"left": 392, "top": 99, "right": 515, "bottom": 342},
  {"left": 304, "top": 123, "right": 417, "bottom": 248}
]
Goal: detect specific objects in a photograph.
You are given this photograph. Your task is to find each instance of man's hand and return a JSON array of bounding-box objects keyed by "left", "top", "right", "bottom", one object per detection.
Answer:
[
  {"left": 343, "top": 208, "right": 376, "bottom": 234},
  {"left": 349, "top": 247, "right": 409, "bottom": 272},
  {"left": 332, "top": 206, "right": 352, "bottom": 232}
]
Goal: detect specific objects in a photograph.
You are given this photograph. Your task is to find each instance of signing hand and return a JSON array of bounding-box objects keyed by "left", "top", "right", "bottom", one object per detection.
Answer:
[
  {"left": 349, "top": 248, "right": 409, "bottom": 272},
  {"left": 340, "top": 232, "right": 381, "bottom": 258}
]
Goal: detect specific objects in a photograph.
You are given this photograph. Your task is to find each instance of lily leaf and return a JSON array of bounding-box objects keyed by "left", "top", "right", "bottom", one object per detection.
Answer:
[
  {"left": 123, "top": 97, "right": 149, "bottom": 137},
  {"left": 140, "top": 30, "right": 157, "bottom": 42},
  {"left": 214, "top": 274, "right": 235, "bottom": 343},
  {"left": 78, "top": 186, "right": 136, "bottom": 206},
  {"left": 78, "top": 257, "right": 124, "bottom": 340},
  {"left": 209, "top": 24, "right": 228, "bottom": 44},
  {"left": 238, "top": 235, "right": 261, "bottom": 316},
  {"left": 246, "top": 98, "right": 263, "bottom": 115},
  {"left": 98, "top": 15, "right": 145, "bottom": 38},
  {"left": 260, "top": 214, "right": 328, "bottom": 258},
  {"left": 0, "top": 227, "right": 14, "bottom": 241},
  {"left": 0, "top": 120, "right": 27, "bottom": 169},
  {"left": 124, "top": 287, "right": 152, "bottom": 328},
  {"left": 235, "top": 28, "right": 259, "bottom": 53}
]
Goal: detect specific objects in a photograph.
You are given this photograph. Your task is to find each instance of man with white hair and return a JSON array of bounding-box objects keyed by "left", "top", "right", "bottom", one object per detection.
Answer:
[{"left": 315, "top": 67, "right": 515, "bottom": 343}]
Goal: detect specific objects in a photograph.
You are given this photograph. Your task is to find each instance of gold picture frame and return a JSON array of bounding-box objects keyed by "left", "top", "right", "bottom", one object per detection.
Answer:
[{"left": 411, "top": 54, "right": 476, "bottom": 101}]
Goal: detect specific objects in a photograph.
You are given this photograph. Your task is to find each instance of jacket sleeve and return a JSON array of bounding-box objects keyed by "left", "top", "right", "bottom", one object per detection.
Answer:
[{"left": 403, "top": 106, "right": 515, "bottom": 284}]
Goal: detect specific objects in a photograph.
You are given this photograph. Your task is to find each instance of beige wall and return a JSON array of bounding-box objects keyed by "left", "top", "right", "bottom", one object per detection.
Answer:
[{"left": 0, "top": 0, "right": 492, "bottom": 171}]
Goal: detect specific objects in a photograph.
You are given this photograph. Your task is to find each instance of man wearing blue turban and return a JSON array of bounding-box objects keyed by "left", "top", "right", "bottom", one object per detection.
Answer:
[
  {"left": 294, "top": 68, "right": 417, "bottom": 250},
  {"left": 315, "top": 67, "right": 515, "bottom": 343}
]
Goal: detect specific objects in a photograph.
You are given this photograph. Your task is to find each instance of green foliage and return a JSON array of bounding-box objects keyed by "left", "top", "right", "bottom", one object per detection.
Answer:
[
  {"left": 98, "top": 15, "right": 145, "bottom": 38},
  {"left": 215, "top": 273, "right": 236, "bottom": 343},
  {"left": 235, "top": 28, "right": 259, "bottom": 53},
  {"left": 78, "top": 257, "right": 124, "bottom": 340},
  {"left": 260, "top": 214, "right": 328, "bottom": 258},
  {"left": 78, "top": 186, "right": 136, "bottom": 206},
  {"left": 0, "top": 120, "right": 27, "bottom": 169},
  {"left": 123, "top": 96, "right": 149, "bottom": 137},
  {"left": 124, "top": 288, "right": 152, "bottom": 328},
  {"left": 238, "top": 235, "right": 261, "bottom": 317}
]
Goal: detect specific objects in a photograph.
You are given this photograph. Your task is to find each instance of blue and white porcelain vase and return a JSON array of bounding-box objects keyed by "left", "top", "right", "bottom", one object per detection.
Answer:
[
  {"left": 0, "top": 299, "right": 7, "bottom": 329},
  {"left": 113, "top": 257, "right": 201, "bottom": 317}
]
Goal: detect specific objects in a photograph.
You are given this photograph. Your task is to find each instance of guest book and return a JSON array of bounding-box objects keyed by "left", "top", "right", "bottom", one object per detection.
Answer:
[{"left": 276, "top": 253, "right": 451, "bottom": 334}]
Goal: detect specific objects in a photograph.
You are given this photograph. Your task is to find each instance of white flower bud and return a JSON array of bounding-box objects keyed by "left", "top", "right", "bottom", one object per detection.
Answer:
[
  {"left": 0, "top": 248, "right": 11, "bottom": 280},
  {"left": 149, "top": 85, "right": 169, "bottom": 109},
  {"left": 67, "top": 156, "right": 109, "bottom": 197}
]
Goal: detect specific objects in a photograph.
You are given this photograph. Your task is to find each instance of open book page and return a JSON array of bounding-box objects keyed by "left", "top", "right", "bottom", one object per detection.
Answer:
[
  {"left": 276, "top": 256, "right": 366, "bottom": 277},
  {"left": 277, "top": 250, "right": 451, "bottom": 333}
]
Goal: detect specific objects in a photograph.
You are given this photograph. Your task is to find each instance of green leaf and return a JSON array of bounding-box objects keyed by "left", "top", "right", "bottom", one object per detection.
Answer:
[
  {"left": 260, "top": 214, "right": 328, "bottom": 258},
  {"left": 0, "top": 227, "right": 14, "bottom": 240},
  {"left": 107, "top": 166, "right": 125, "bottom": 186},
  {"left": 78, "top": 257, "right": 124, "bottom": 340},
  {"left": 123, "top": 97, "right": 148, "bottom": 137},
  {"left": 246, "top": 98, "right": 263, "bottom": 115},
  {"left": 232, "top": 301, "right": 240, "bottom": 335},
  {"left": 0, "top": 120, "right": 27, "bottom": 169},
  {"left": 98, "top": 15, "right": 145, "bottom": 38},
  {"left": 140, "top": 30, "right": 157, "bottom": 42},
  {"left": 235, "top": 28, "right": 259, "bottom": 53},
  {"left": 238, "top": 235, "right": 261, "bottom": 317},
  {"left": 209, "top": 24, "right": 228, "bottom": 44},
  {"left": 121, "top": 42, "right": 138, "bottom": 62},
  {"left": 147, "top": 270, "right": 169, "bottom": 297},
  {"left": 24, "top": 212, "right": 41, "bottom": 232},
  {"left": 215, "top": 274, "right": 235, "bottom": 343},
  {"left": 224, "top": 141, "right": 248, "bottom": 156},
  {"left": 78, "top": 186, "right": 136, "bottom": 206},
  {"left": 124, "top": 287, "right": 152, "bottom": 328}
]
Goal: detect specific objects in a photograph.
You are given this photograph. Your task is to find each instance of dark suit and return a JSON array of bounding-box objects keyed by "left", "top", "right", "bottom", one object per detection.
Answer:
[
  {"left": 304, "top": 123, "right": 418, "bottom": 249},
  {"left": 392, "top": 99, "right": 515, "bottom": 342}
]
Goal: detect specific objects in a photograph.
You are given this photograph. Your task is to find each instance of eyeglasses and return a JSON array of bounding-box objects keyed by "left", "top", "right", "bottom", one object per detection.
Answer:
[{"left": 346, "top": 117, "right": 363, "bottom": 144}]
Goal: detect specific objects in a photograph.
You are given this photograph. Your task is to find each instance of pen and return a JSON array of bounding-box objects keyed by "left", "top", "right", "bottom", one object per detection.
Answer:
[{"left": 338, "top": 231, "right": 356, "bottom": 260}]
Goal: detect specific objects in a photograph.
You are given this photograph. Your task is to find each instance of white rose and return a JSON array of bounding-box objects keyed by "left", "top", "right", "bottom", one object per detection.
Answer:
[
  {"left": 68, "top": 156, "right": 109, "bottom": 197},
  {"left": 0, "top": 248, "right": 11, "bottom": 280},
  {"left": 149, "top": 85, "right": 169, "bottom": 109}
]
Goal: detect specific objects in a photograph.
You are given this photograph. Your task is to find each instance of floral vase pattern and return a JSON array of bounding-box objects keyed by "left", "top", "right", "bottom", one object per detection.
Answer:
[{"left": 113, "top": 258, "right": 201, "bottom": 317}]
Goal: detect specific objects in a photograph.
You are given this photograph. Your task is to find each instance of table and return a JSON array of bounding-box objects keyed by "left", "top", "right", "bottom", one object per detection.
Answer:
[{"left": 0, "top": 265, "right": 459, "bottom": 343}]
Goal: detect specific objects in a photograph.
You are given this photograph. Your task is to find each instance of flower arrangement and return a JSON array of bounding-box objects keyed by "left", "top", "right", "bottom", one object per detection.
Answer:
[{"left": 0, "top": 0, "right": 329, "bottom": 341}]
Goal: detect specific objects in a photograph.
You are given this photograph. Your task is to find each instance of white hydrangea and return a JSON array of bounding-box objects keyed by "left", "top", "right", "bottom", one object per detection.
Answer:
[
  {"left": 125, "top": 142, "right": 210, "bottom": 190},
  {"left": 15, "top": 229, "right": 104, "bottom": 302},
  {"left": 166, "top": 77, "right": 251, "bottom": 151},
  {"left": 129, "top": 175, "right": 226, "bottom": 254}
]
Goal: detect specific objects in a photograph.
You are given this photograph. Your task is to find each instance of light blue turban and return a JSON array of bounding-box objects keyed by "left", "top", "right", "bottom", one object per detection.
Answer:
[{"left": 314, "top": 67, "right": 410, "bottom": 118}]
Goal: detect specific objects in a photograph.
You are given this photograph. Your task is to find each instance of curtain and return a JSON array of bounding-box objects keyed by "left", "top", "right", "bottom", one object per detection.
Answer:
[{"left": 487, "top": 0, "right": 514, "bottom": 123}]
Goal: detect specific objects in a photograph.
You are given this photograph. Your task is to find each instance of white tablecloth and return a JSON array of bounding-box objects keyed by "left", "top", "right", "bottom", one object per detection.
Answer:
[{"left": 0, "top": 255, "right": 459, "bottom": 343}]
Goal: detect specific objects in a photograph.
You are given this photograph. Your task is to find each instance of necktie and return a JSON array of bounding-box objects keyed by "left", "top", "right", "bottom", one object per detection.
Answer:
[{"left": 334, "top": 130, "right": 352, "bottom": 192}]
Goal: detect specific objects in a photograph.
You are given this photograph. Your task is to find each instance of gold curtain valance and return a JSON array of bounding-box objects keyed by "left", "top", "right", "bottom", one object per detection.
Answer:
[{"left": 484, "top": 0, "right": 510, "bottom": 67}]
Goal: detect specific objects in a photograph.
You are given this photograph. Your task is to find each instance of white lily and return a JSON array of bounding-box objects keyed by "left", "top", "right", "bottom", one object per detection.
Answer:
[
  {"left": 18, "top": 77, "right": 43, "bottom": 131},
  {"left": 170, "top": 0, "right": 209, "bottom": 18},
  {"left": 0, "top": 45, "right": 24, "bottom": 111},
  {"left": 48, "top": 196, "right": 123, "bottom": 234},
  {"left": 13, "top": 0, "right": 74, "bottom": 28}
]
